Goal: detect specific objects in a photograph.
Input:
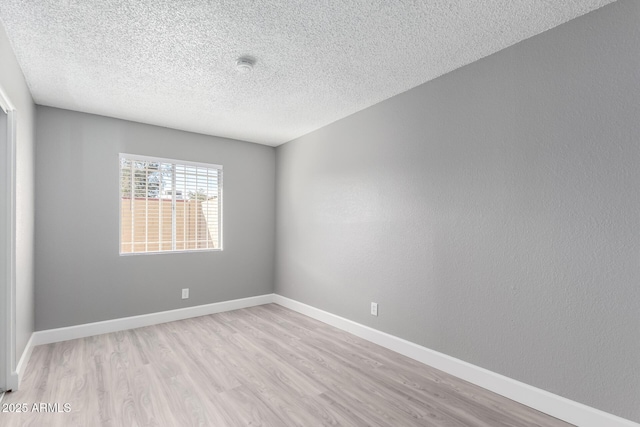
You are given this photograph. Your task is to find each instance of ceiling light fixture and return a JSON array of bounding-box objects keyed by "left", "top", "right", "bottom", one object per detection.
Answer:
[{"left": 236, "top": 56, "right": 255, "bottom": 73}]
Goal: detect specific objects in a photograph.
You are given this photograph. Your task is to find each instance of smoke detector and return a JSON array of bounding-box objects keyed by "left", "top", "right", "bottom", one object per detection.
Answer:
[{"left": 236, "top": 57, "right": 255, "bottom": 73}]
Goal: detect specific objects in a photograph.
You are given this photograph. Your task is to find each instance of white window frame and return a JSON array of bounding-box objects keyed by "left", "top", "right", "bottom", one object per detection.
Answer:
[{"left": 119, "top": 153, "right": 223, "bottom": 255}]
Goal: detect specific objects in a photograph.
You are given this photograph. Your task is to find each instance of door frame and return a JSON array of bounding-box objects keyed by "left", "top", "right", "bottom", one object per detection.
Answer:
[{"left": 0, "top": 85, "right": 17, "bottom": 392}]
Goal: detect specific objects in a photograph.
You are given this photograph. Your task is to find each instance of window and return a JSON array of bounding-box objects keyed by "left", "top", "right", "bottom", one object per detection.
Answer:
[{"left": 119, "top": 154, "right": 222, "bottom": 254}]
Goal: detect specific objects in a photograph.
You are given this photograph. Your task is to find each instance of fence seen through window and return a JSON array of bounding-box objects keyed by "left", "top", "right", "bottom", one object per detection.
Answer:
[{"left": 119, "top": 154, "right": 222, "bottom": 254}]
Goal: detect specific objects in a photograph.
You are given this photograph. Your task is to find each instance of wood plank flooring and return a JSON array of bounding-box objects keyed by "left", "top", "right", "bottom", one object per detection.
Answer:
[{"left": 0, "top": 304, "right": 573, "bottom": 426}]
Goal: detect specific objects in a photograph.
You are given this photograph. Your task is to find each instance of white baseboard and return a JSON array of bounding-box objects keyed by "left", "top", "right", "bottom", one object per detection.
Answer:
[
  {"left": 6, "top": 372, "right": 18, "bottom": 392},
  {"left": 272, "top": 295, "right": 639, "bottom": 427},
  {"left": 31, "top": 294, "right": 274, "bottom": 347},
  {"left": 14, "top": 332, "right": 34, "bottom": 389}
]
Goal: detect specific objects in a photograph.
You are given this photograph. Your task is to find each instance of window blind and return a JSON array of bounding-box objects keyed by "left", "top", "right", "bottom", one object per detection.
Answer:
[{"left": 119, "top": 154, "right": 222, "bottom": 254}]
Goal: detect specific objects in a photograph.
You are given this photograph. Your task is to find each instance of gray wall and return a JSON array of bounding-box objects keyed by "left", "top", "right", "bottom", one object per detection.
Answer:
[
  {"left": 0, "top": 21, "right": 36, "bottom": 371},
  {"left": 35, "top": 107, "right": 275, "bottom": 330},
  {"left": 276, "top": 0, "right": 640, "bottom": 422}
]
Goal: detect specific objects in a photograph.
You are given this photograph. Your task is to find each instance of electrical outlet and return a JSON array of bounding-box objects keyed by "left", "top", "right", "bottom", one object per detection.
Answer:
[
  {"left": 182, "top": 288, "right": 189, "bottom": 299},
  {"left": 371, "top": 302, "right": 378, "bottom": 316}
]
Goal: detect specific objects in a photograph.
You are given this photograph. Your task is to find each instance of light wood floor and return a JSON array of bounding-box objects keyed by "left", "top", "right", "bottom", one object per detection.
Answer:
[{"left": 1, "top": 304, "right": 572, "bottom": 426}]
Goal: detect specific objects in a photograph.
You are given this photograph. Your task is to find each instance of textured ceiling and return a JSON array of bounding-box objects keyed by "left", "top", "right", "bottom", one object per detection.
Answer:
[{"left": 0, "top": 0, "right": 616, "bottom": 146}]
